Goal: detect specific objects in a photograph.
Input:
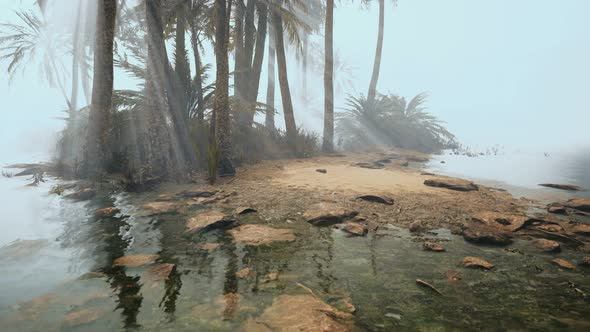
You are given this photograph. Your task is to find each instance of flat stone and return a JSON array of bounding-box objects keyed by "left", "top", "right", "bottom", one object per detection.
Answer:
[
  {"left": 64, "top": 188, "right": 96, "bottom": 201},
  {"left": 552, "top": 258, "right": 576, "bottom": 270},
  {"left": 533, "top": 239, "right": 561, "bottom": 252},
  {"left": 78, "top": 272, "right": 108, "bottom": 280},
  {"left": 539, "top": 183, "right": 584, "bottom": 191},
  {"left": 353, "top": 162, "right": 384, "bottom": 169},
  {"left": 175, "top": 190, "right": 217, "bottom": 198},
  {"left": 343, "top": 222, "right": 367, "bottom": 236},
  {"left": 424, "top": 178, "right": 478, "bottom": 192},
  {"left": 462, "top": 224, "right": 513, "bottom": 246},
  {"left": 244, "top": 295, "right": 354, "bottom": 332},
  {"left": 63, "top": 309, "right": 102, "bottom": 327},
  {"left": 228, "top": 224, "right": 296, "bottom": 246},
  {"left": 423, "top": 241, "right": 445, "bottom": 252},
  {"left": 406, "top": 156, "right": 430, "bottom": 162},
  {"left": 145, "top": 263, "right": 175, "bottom": 281},
  {"left": 113, "top": 254, "right": 159, "bottom": 268},
  {"left": 264, "top": 272, "right": 280, "bottom": 282},
  {"left": 564, "top": 198, "right": 590, "bottom": 212},
  {"left": 462, "top": 256, "right": 494, "bottom": 270},
  {"left": 572, "top": 224, "right": 590, "bottom": 236},
  {"left": 357, "top": 194, "right": 394, "bottom": 205},
  {"left": 186, "top": 210, "right": 236, "bottom": 233},
  {"left": 471, "top": 212, "right": 533, "bottom": 232},
  {"left": 94, "top": 207, "right": 120, "bottom": 218},
  {"left": 141, "top": 201, "right": 180, "bottom": 215},
  {"left": 303, "top": 203, "right": 358, "bottom": 226},
  {"left": 199, "top": 242, "right": 221, "bottom": 253},
  {"left": 547, "top": 203, "right": 567, "bottom": 214}
]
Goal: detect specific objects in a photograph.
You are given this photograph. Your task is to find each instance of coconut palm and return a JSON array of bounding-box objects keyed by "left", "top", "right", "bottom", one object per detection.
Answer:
[
  {"left": 322, "top": 0, "right": 334, "bottom": 152},
  {"left": 366, "top": 0, "right": 397, "bottom": 102}
]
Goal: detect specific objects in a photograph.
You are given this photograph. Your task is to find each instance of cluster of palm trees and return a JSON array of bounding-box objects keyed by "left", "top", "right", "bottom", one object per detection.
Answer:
[{"left": 1, "top": 0, "right": 454, "bottom": 184}]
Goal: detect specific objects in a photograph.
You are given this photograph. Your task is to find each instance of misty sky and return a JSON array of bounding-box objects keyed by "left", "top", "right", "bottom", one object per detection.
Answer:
[{"left": 1, "top": 0, "right": 589, "bottom": 163}]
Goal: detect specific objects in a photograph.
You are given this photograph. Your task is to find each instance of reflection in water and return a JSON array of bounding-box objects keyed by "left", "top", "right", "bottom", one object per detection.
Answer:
[{"left": 313, "top": 227, "right": 336, "bottom": 294}]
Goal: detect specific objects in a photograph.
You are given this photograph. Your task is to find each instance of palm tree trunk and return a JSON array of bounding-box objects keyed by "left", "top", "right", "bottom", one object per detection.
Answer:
[
  {"left": 84, "top": 0, "right": 116, "bottom": 176},
  {"left": 175, "top": 5, "right": 191, "bottom": 115},
  {"left": 189, "top": 23, "right": 204, "bottom": 121},
  {"left": 214, "top": 0, "right": 234, "bottom": 177},
  {"left": 367, "top": 0, "right": 384, "bottom": 102},
  {"left": 272, "top": 11, "right": 297, "bottom": 145},
  {"left": 234, "top": 2, "right": 246, "bottom": 103},
  {"left": 265, "top": 18, "right": 276, "bottom": 130},
  {"left": 70, "top": 0, "right": 83, "bottom": 118},
  {"left": 322, "top": 0, "right": 334, "bottom": 152},
  {"left": 245, "top": 2, "right": 267, "bottom": 126}
]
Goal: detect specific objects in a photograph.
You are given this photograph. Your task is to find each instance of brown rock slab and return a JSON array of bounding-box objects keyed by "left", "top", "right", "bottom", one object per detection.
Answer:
[
  {"left": 423, "top": 241, "right": 445, "bottom": 252},
  {"left": 533, "top": 239, "right": 561, "bottom": 252},
  {"left": 186, "top": 210, "right": 235, "bottom": 233},
  {"left": 353, "top": 162, "right": 384, "bottom": 169},
  {"left": 235, "top": 207, "right": 257, "bottom": 215},
  {"left": 357, "top": 194, "right": 394, "bottom": 205},
  {"left": 236, "top": 268, "right": 254, "bottom": 279},
  {"left": 141, "top": 201, "right": 179, "bottom": 215},
  {"left": 407, "top": 156, "right": 430, "bottom": 162},
  {"left": 343, "top": 222, "right": 367, "bottom": 236},
  {"left": 552, "top": 258, "right": 576, "bottom": 270},
  {"left": 64, "top": 188, "right": 96, "bottom": 201},
  {"left": 63, "top": 309, "right": 102, "bottom": 327},
  {"left": 471, "top": 212, "right": 533, "bottom": 232},
  {"left": 145, "top": 263, "right": 175, "bottom": 281},
  {"left": 462, "top": 224, "right": 513, "bottom": 246},
  {"left": 462, "top": 256, "right": 494, "bottom": 270},
  {"left": 572, "top": 224, "right": 590, "bottom": 236},
  {"left": 547, "top": 203, "right": 567, "bottom": 214},
  {"left": 228, "top": 224, "right": 296, "bottom": 246},
  {"left": 564, "top": 198, "right": 590, "bottom": 212},
  {"left": 113, "top": 254, "right": 159, "bottom": 268},
  {"left": 539, "top": 183, "right": 583, "bottom": 191},
  {"left": 244, "top": 295, "right": 354, "bottom": 332},
  {"left": 303, "top": 203, "right": 358, "bottom": 226},
  {"left": 424, "top": 178, "right": 478, "bottom": 192},
  {"left": 94, "top": 207, "right": 120, "bottom": 218},
  {"left": 199, "top": 242, "right": 221, "bottom": 253}
]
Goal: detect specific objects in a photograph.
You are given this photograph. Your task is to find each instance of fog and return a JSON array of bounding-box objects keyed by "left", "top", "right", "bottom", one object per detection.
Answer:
[{"left": 1, "top": 0, "right": 590, "bottom": 165}]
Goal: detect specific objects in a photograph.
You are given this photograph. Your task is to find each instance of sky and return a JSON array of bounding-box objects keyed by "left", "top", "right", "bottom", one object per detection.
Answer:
[{"left": 1, "top": 0, "right": 589, "bottom": 163}]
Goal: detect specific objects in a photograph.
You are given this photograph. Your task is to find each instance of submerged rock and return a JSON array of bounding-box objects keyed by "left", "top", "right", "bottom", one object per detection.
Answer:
[
  {"left": 236, "top": 267, "right": 254, "bottom": 279},
  {"left": 533, "top": 239, "right": 561, "bottom": 252},
  {"left": 564, "top": 198, "right": 590, "bottom": 212},
  {"left": 462, "top": 256, "right": 494, "bottom": 270},
  {"left": 539, "top": 183, "right": 584, "bottom": 191},
  {"left": 423, "top": 178, "right": 478, "bottom": 192},
  {"left": 580, "top": 257, "right": 590, "bottom": 267},
  {"left": 63, "top": 309, "right": 102, "bottom": 327},
  {"left": 462, "top": 224, "right": 513, "bottom": 246},
  {"left": 199, "top": 242, "right": 221, "bottom": 253},
  {"left": 343, "top": 222, "right": 367, "bottom": 236},
  {"left": 186, "top": 210, "right": 236, "bottom": 233},
  {"left": 64, "top": 188, "right": 96, "bottom": 201},
  {"left": 409, "top": 221, "right": 423, "bottom": 233},
  {"left": 471, "top": 212, "right": 534, "bottom": 232},
  {"left": 552, "top": 258, "right": 576, "bottom": 270},
  {"left": 357, "top": 194, "right": 394, "bottom": 205},
  {"left": 94, "top": 207, "right": 120, "bottom": 218},
  {"left": 141, "top": 201, "right": 180, "bottom": 215},
  {"left": 571, "top": 224, "right": 590, "bottom": 236},
  {"left": 547, "top": 203, "right": 567, "bottom": 214},
  {"left": 303, "top": 203, "right": 358, "bottom": 226},
  {"left": 423, "top": 241, "right": 445, "bottom": 252},
  {"left": 145, "top": 263, "right": 176, "bottom": 281},
  {"left": 235, "top": 207, "right": 257, "bottom": 215},
  {"left": 244, "top": 295, "right": 354, "bottom": 332},
  {"left": 113, "top": 254, "right": 159, "bottom": 268},
  {"left": 228, "top": 224, "right": 296, "bottom": 246}
]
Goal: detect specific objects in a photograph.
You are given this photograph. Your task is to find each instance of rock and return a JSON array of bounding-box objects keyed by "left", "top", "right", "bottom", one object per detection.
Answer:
[
  {"left": 572, "top": 224, "right": 590, "bottom": 236},
  {"left": 564, "top": 198, "right": 590, "bottom": 212},
  {"left": 462, "top": 224, "right": 513, "bottom": 246},
  {"left": 539, "top": 183, "right": 583, "bottom": 191},
  {"left": 376, "top": 159, "right": 392, "bottom": 164},
  {"left": 407, "top": 156, "right": 429, "bottom": 162},
  {"left": 420, "top": 172, "right": 435, "bottom": 176},
  {"left": 409, "top": 221, "right": 423, "bottom": 233},
  {"left": 236, "top": 268, "right": 254, "bottom": 279},
  {"left": 64, "top": 188, "right": 96, "bottom": 201},
  {"left": 462, "top": 256, "right": 494, "bottom": 270},
  {"left": 141, "top": 201, "right": 180, "bottom": 215},
  {"left": 423, "top": 241, "right": 445, "bottom": 252},
  {"left": 357, "top": 194, "right": 394, "bottom": 205},
  {"left": 353, "top": 162, "right": 384, "bottom": 169},
  {"left": 303, "top": 203, "right": 358, "bottom": 226},
  {"left": 176, "top": 190, "right": 217, "bottom": 198},
  {"left": 471, "top": 212, "right": 534, "bottom": 232},
  {"left": 397, "top": 160, "right": 410, "bottom": 167},
  {"left": 343, "top": 222, "right": 367, "bottom": 236},
  {"left": 416, "top": 278, "right": 442, "bottom": 295},
  {"left": 580, "top": 257, "right": 590, "bottom": 267},
  {"left": 552, "top": 258, "right": 576, "bottom": 270},
  {"left": 78, "top": 272, "right": 108, "bottom": 280},
  {"left": 444, "top": 270, "right": 462, "bottom": 282},
  {"left": 235, "top": 207, "right": 257, "bottom": 215},
  {"left": 440, "top": 161, "right": 446, "bottom": 164},
  {"left": 63, "top": 309, "right": 102, "bottom": 327},
  {"left": 424, "top": 178, "right": 478, "bottom": 192},
  {"left": 113, "top": 254, "right": 159, "bottom": 268},
  {"left": 186, "top": 210, "right": 236, "bottom": 233},
  {"left": 533, "top": 239, "right": 561, "bottom": 252},
  {"left": 228, "top": 224, "right": 296, "bottom": 246},
  {"left": 264, "top": 272, "right": 280, "bottom": 282},
  {"left": 155, "top": 194, "right": 175, "bottom": 201},
  {"left": 315, "top": 168, "right": 327, "bottom": 174},
  {"left": 199, "top": 242, "right": 221, "bottom": 253},
  {"left": 244, "top": 295, "right": 354, "bottom": 332},
  {"left": 145, "top": 263, "right": 176, "bottom": 281},
  {"left": 547, "top": 203, "right": 567, "bottom": 214},
  {"left": 94, "top": 207, "right": 120, "bottom": 218}
]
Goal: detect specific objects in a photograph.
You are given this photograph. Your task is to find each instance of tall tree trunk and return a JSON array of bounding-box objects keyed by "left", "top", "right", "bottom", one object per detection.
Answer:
[
  {"left": 70, "top": 0, "right": 83, "bottom": 117},
  {"left": 175, "top": 3, "right": 191, "bottom": 116},
  {"left": 302, "top": 33, "right": 308, "bottom": 97},
  {"left": 189, "top": 23, "right": 204, "bottom": 122},
  {"left": 322, "top": 0, "right": 334, "bottom": 152},
  {"left": 84, "top": 0, "right": 116, "bottom": 177},
  {"left": 245, "top": 2, "right": 267, "bottom": 125},
  {"left": 214, "top": 0, "right": 235, "bottom": 177},
  {"left": 367, "top": 0, "right": 384, "bottom": 102},
  {"left": 272, "top": 11, "right": 297, "bottom": 145},
  {"left": 233, "top": 2, "right": 246, "bottom": 103},
  {"left": 265, "top": 19, "right": 275, "bottom": 130}
]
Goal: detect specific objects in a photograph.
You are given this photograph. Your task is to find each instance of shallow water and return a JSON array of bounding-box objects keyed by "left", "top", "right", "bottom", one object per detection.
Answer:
[{"left": 0, "top": 180, "right": 588, "bottom": 331}]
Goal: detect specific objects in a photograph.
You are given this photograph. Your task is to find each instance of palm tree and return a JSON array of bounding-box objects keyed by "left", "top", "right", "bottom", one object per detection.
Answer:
[
  {"left": 322, "top": 0, "right": 334, "bottom": 152},
  {"left": 367, "top": 0, "right": 385, "bottom": 102},
  {"left": 84, "top": 0, "right": 117, "bottom": 176},
  {"left": 265, "top": 16, "right": 276, "bottom": 130}
]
